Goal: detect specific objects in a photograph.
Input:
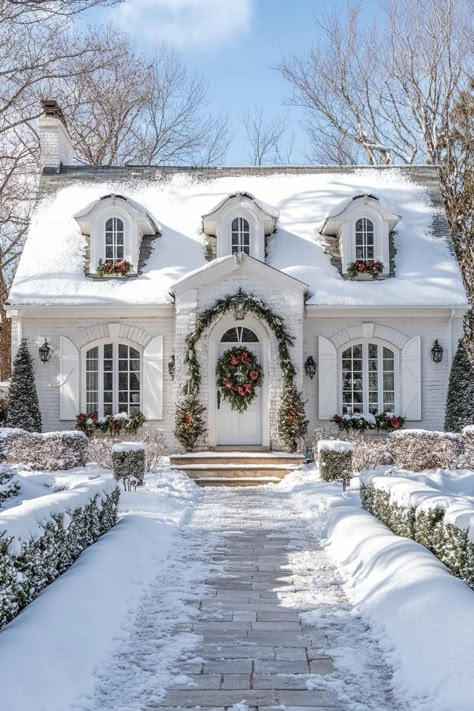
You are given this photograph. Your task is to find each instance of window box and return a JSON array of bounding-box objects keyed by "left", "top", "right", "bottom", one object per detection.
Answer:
[
  {"left": 96, "top": 259, "right": 132, "bottom": 277},
  {"left": 347, "top": 260, "right": 384, "bottom": 280}
]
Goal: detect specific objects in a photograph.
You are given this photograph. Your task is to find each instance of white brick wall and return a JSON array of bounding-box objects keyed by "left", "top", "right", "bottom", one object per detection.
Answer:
[
  {"left": 13, "top": 308, "right": 463, "bottom": 452},
  {"left": 39, "top": 115, "right": 75, "bottom": 170}
]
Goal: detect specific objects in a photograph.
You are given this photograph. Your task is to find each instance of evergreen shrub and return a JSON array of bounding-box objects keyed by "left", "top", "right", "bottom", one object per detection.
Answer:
[
  {"left": 112, "top": 442, "right": 145, "bottom": 489},
  {"left": 0, "top": 479, "right": 119, "bottom": 628},
  {"left": 6, "top": 338, "right": 41, "bottom": 432},
  {"left": 317, "top": 440, "right": 352, "bottom": 482},
  {"left": 4, "top": 429, "right": 88, "bottom": 470},
  {"left": 445, "top": 339, "right": 474, "bottom": 432}
]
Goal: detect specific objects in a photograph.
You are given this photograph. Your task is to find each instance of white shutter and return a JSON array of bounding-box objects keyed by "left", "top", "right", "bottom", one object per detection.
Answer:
[
  {"left": 143, "top": 335, "right": 163, "bottom": 420},
  {"left": 59, "top": 336, "right": 80, "bottom": 420},
  {"left": 401, "top": 336, "right": 421, "bottom": 420},
  {"left": 318, "top": 336, "right": 338, "bottom": 419}
]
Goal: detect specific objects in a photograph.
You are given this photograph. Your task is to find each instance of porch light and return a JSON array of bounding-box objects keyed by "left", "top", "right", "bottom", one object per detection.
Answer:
[
  {"left": 431, "top": 339, "right": 443, "bottom": 364},
  {"left": 233, "top": 288, "right": 247, "bottom": 321},
  {"left": 38, "top": 338, "right": 52, "bottom": 364},
  {"left": 168, "top": 354, "right": 176, "bottom": 380},
  {"left": 304, "top": 355, "right": 317, "bottom": 379}
]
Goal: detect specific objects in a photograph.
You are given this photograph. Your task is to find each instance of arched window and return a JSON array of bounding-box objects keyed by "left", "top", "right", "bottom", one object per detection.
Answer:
[
  {"left": 85, "top": 342, "right": 140, "bottom": 416},
  {"left": 231, "top": 217, "right": 250, "bottom": 255},
  {"left": 342, "top": 342, "right": 395, "bottom": 415},
  {"left": 105, "top": 217, "right": 124, "bottom": 263},
  {"left": 355, "top": 218, "right": 374, "bottom": 263},
  {"left": 221, "top": 327, "right": 259, "bottom": 343}
]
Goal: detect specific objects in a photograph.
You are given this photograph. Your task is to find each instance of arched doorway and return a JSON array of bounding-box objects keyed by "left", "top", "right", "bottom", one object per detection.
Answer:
[{"left": 208, "top": 316, "right": 269, "bottom": 448}]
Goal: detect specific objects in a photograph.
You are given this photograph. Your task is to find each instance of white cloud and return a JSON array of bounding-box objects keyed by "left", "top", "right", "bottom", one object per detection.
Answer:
[{"left": 115, "top": 0, "right": 253, "bottom": 49}]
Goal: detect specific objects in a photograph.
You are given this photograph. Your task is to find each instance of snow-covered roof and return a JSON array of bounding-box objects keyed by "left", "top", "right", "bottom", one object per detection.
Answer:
[{"left": 8, "top": 166, "right": 467, "bottom": 308}]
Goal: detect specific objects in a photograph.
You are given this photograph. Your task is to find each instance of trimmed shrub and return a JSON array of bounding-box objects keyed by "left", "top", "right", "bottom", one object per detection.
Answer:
[
  {"left": 462, "top": 425, "right": 474, "bottom": 464},
  {"left": 318, "top": 440, "right": 352, "bottom": 482},
  {"left": 87, "top": 429, "right": 165, "bottom": 471},
  {"left": 360, "top": 472, "right": 474, "bottom": 588},
  {"left": 4, "top": 429, "right": 88, "bottom": 470},
  {"left": 387, "top": 429, "right": 464, "bottom": 471},
  {"left": 313, "top": 428, "right": 391, "bottom": 473},
  {"left": 444, "top": 338, "right": 474, "bottom": 432},
  {"left": 0, "top": 478, "right": 119, "bottom": 628},
  {"left": 112, "top": 442, "right": 145, "bottom": 489}
]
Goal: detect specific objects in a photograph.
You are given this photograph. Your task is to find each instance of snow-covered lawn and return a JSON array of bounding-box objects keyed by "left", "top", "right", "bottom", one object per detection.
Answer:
[{"left": 0, "top": 464, "right": 473, "bottom": 711}]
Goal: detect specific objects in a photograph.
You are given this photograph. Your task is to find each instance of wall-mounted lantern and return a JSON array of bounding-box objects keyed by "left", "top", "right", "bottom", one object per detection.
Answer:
[
  {"left": 233, "top": 287, "right": 248, "bottom": 321},
  {"left": 431, "top": 339, "right": 443, "bottom": 364},
  {"left": 168, "top": 354, "right": 176, "bottom": 380},
  {"left": 38, "top": 338, "right": 52, "bottom": 363},
  {"left": 304, "top": 355, "right": 317, "bottom": 379}
]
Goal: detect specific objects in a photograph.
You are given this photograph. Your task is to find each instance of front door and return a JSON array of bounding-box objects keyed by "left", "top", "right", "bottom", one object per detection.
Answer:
[{"left": 216, "top": 326, "right": 262, "bottom": 445}]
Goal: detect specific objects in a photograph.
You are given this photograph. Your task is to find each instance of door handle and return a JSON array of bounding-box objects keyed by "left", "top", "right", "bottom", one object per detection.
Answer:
[{"left": 217, "top": 389, "right": 221, "bottom": 409}]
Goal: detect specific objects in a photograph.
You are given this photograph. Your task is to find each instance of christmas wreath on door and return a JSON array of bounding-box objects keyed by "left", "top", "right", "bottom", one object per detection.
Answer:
[{"left": 216, "top": 345, "right": 263, "bottom": 413}]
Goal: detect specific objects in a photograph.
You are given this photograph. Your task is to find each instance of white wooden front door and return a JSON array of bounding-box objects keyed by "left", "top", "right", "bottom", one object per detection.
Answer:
[{"left": 216, "top": 327, "right": 262, "bottom": 446}]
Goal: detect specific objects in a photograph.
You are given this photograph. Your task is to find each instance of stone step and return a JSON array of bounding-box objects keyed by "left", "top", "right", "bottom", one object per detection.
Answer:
[
  {"left": 170, "top": 452, "right": 305, "bottom": 467},
  {"left": 195, "top": 477, "right": 281, "bottom": 487},
  {"left": 184, "top": 466, "right": 295, "bottom": 479}
]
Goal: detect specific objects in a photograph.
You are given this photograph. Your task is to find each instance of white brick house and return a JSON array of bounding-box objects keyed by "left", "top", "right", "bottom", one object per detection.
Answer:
[{"left": 6, "top": 104, "right": 468, "bottom": 451}]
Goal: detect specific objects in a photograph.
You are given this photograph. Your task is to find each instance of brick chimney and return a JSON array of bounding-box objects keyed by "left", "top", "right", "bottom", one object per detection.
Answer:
[{"left": 39, "top": 99, "right": 75, "bottom": 172}]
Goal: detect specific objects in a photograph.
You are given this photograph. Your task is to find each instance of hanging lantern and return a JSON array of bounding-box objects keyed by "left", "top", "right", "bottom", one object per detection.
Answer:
[
  {"left": 233, "top": 288, "right": 248, "bottom": 321},
  {"left": 168, "top": 354, "right": 176, "bottom": 380},
  {"left": 38, "top": 338, "right": 52, "bottom": 363},
  {"left": 304, "top": 355, "right": 317, "bottom": 379},
  {"left": 431, "top": 339, "right": 443, "bottom": 364}
]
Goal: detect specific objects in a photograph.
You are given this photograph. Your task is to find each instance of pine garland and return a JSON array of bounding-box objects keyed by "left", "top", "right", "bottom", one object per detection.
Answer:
[{"left": 176, "top": 290, "right": 306, "bottom": 452}]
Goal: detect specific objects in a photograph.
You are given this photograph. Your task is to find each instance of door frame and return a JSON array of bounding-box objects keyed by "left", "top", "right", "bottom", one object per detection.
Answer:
[{"left": 207, "top": 313, "right": 270, "bottom": 448}]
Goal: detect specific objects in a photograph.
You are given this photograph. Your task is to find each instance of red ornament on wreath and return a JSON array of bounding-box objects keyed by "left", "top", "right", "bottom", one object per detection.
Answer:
[{"left": 216, "top": 345, "right": 263, "bottom": 413}]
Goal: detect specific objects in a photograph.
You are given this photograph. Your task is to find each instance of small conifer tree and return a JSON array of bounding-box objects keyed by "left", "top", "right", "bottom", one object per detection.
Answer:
[
  {"left": 444, "top": 338, "right": 474, "bottom": 432},
  {"left": 6, "top": 338, "right": 42, "bottom": 432}
]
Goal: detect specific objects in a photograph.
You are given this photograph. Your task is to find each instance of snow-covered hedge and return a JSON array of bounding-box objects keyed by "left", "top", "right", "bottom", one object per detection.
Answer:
[
  {"left": 462, "top": 425, "right": 474, "bottom": 462},
  {"left": 2, "top": 428, "right": 88, "bottom": 470},
  {"left": 0, "top": 478, "right": 120, "bottom": 628},
  {"left": 112, "top": 442, "right": 145, "bottom": 489},
  {"left": 313, "top": 428, "right": 391, "bottom": 473},
  {"left": 0, "top": 467, "right": 21, "bottom": 506},
  {"left": 318, "top": 440, "right": 352, "bottom": 482},
  {"left": 360, "top": 470, "right": 474, "bottom": 587},
  {"left": 387, "top": 429, "right": 464, "bottom": 471}
]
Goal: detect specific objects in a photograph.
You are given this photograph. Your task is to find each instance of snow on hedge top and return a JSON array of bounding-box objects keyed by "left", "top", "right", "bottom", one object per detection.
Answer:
[
  {"left": 0, "top": 477, "right": 117, "bottom": 555},
  {"left": 9, "top": 169, "right": 466, "bottom": 307},
  {"left": 112, "top": 442, "right": 144, "bottom": 453},
  {"left": 317, "top": 439, "right": 353, "bottom": 453}
]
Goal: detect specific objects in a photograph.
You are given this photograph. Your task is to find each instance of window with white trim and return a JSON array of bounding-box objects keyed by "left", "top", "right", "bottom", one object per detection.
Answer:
[
  {"left": 85, "top": 342, "right": 141, "bottom": 416},
  {"left": 231, "top": 217, "right": 250, "bottom": 255},
  {"left": 342, "top": 342, "right": 395, "bottom": 415},
  {"left": 355, "top": 217, "right": 374, "bottom": 263},
  {"left": 105, "top": 217, "right": 124, "bottom": 262}
]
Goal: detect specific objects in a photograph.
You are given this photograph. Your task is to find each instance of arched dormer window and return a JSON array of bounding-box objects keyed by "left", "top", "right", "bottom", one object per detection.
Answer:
[
  {"left": 105, "top": 217, "right": 124, "bottom": 263},
  {"left": 231, "top": 217, "right": 250, "bottom": 255},
  {"left": 355, "top": 217, "right": 374, "bottom": 263}
]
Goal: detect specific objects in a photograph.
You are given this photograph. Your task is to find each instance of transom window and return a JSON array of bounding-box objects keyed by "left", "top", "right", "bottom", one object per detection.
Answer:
[
  {"left": 85, "top": 342, "right": 140, "bottom": 416},
  {"left": 355, "top": 217, "right": 374, "bottom": 263},
  {"left": 342, "top": 342, "right": 395, "bottom": 415},
  {"left": 221, "top": 327, "right": 259, "bottom": 343},
  {"left": 105, "top": 217, "right": 124, "bottom": 262},
  {"left": 231, "top": 217, "right": 250, "bottom": 255}
]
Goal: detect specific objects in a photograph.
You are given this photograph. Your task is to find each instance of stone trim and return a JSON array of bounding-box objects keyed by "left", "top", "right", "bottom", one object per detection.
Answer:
[
  {"left": 73, "top": 323, "right": 152, "bottom": 348},
  {"left": 330, "top": 323, "right": 410, "bottom": 349}
]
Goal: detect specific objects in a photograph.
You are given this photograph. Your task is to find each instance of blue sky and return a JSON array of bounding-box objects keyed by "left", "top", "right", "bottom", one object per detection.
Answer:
[{"left": 88, "top": 0, "right": 380, "bottom": 164}]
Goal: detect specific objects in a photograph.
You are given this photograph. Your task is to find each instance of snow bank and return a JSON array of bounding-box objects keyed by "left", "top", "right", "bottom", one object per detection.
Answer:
[
  {"left": 326, "top": 507, "right": 474, "bottom": 711},
  {"left": 9, "top": 169, "right": 466, "bottom": 307},
  {"left": 0, "top": 477, "right": 117, "bottom": 554}
]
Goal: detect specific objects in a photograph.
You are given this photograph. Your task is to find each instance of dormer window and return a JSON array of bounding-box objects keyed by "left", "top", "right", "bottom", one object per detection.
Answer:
[
  {"left": 74, "top": 194, "right": 159, "bottom": 277},
  {"left": 355, "top": 218, "right": 374, "bottom": 263},
  {"left": 105, "top": 217, "right": 124, "bottom": 262},
  {"left": 231, "top": 217, "right": 250, "bottom": 255},
  {"left": 320, "top": 194, "right": 401, "bottom": 279},
  {"left": 202, "top": 192, "right": 279, "bottom": 262}
]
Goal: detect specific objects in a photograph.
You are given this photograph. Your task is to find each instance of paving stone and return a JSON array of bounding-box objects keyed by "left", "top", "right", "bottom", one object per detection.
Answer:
[
  {"left": 233, "top": 610, "right": 257, "bottom": 621},
  {"left": 247, "top": 632, "right": 311, "bottom": 646},
  {"left": 260, "top": 706, "right": 340, "bottom": 711},
  {"left": 257, "top": 611, "right": 300, "bottom": 621},
  {"left": 255, "top": 660, "right": 311, "bottom": 674},
  {"left": 309, "top": 659, "right": 335, "bottom": 675},
  {"left": 203, "top": 659, "right": 253, "bottom": 674},
  {"left": 221, "top": 674, "right": 252, "bottom": 689},
  {"left": 254, "top": 674, "right": 313, "bottom": 690},
  {"left": 200, "top": 645, "right": 274, "bottom": 660},
  {"left": 170, "top": 674, "right": 222, "bottom": 690},
  {"left": 251, "top": 621, "right": 302, "bottom": 631},
  {"left": 278, "top": 689, "right": 340, "bottom": 706},
  {"left": 194, "top": 621, "right": 251, "bottom": 632},
  {"left": 274, "top": 648, "right": 309, "bottom": 661},
  {"left": 158, "top": 689, "right": 277, "bottom": 707}
]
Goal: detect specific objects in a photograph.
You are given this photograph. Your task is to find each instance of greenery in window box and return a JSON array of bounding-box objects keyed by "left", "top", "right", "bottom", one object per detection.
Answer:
[
  {"left": 96, "top": 259, "right": 132, "bottom": 277},
  {"left": 175, "top": 394, "right": 206, "bottom": 452},
  {"left": 332, "top": 412, "right": 404, "bottom": 431},
  {"left": 76, "top": 411, "right": 145, "bottom": 436},
  {"left": 347, "top": 260, "right": 383, "bottom": 279},
  {"left": 278, "top": 384, "right": 308, "bottom": 453}
]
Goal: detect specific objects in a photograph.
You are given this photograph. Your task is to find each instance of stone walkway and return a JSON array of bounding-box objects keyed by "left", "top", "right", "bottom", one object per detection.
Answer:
[{"left": 152, "top": 487, "right": 400, "bottom": 711}]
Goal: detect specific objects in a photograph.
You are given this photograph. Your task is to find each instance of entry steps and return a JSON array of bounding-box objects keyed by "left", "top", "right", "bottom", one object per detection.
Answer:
[{"left": 169, "top": 451, "right": 305, "bottom": 487}]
